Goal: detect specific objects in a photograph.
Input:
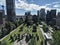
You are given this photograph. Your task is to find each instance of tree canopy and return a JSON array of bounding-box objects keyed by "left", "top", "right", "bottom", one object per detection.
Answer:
[{"left": 52, "top": 31, "right": 60, "bottom": 45}]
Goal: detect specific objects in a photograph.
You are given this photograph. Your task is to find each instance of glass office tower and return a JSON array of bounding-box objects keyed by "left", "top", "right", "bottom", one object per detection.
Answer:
[{"left": 6, "top": 0, "right": 16, "bottom": 22}]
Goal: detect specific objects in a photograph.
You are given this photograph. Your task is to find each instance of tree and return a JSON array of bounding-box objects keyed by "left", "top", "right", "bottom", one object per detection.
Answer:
[
  {"left": 10, "top": 35, "right": 14, "bottom": 42},
  {"left": 19, "top": 26, "right": 23, "bottom": 32},
  {"left": 17, "top": 34, "right": 20, "bottom": 41},
  {"left": 32, "top": 25, "right": 37, "bottom": 32},
  {"left": 18, "top": 17, "right": 23, "bottom": 25},
  {"left": 1, "top": 41, "right": 8, "bottom": 45},
  {"left": 52, "top": 31, "right": 60, "bottom": 45},
  {"left": 36, "top": 34, "right": 39, "bottom": 41},
  {"left": 28, "top": 38, "right": 36, "bottom": 45},
  {"left": 13, "top": 21, "right": 19, "bottom": 28},
  {"left": 43, "top": 25, "right": 49, "bottom": 32},
  {"left": 5, "top": 22, "right": 11, "bottom": 34},
  {"left": 1, "top": 27, "right": 4, "bottom": 37}
]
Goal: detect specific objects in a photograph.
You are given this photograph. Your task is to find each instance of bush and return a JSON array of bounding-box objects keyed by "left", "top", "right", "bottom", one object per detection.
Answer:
[
  {"left": 36, "top": 34, "right": 39, "bottom": 41},
  {"left": 1, "top": 41, "right": 8, "bottom": 45},
  {"left": 52, "top": 31, "right": 60, "bottom": 45},
  {"left": 17, "top": 34, "right": 20, "bottom": 41},
  {"left": 19, "top": 27, "right": 23, "bottom": 32},
  {"left": 41, "top": 41, "right": 43, "bottom": 45},
  {"left": 21, "top": 35, "right": 23, "bottom": 40},
  {"left": 25, "top": 35, "right": 29, "bottom": 43},
  {"left": 28, "top": 38, "right": 36, "bottom": 45},
  {"left": 25, "top": 34, "right": 32, "bottom": 43},
  {"left": 10, "top": 35, "right": 14, "bottom": 42},
  {"left": 32, "top": 25, "right": 37, "bottom": 32},
  {"left": 43, "top": 25, "right": 49, "bottom": 32}
]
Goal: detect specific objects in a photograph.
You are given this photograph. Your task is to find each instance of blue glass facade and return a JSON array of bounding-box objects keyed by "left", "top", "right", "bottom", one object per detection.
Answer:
[{"left": 6, "top": 0, "right": 16, "bottom": 22}]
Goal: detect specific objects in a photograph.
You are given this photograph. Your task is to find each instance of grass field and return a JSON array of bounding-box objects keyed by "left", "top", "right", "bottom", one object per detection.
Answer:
[
  {"left": 0, "top": 24, "right": 23, "bottom": 45},
  {"left": 0, "top": 24, "right": 45, "bottom": 45},
  {"left": 28, "top": 25, "right": 45, "bottom": 45}
]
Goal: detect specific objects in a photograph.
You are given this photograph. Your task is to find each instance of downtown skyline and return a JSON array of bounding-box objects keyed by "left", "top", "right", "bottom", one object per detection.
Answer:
[
  {"left": 0, "top": 0, "right": 60, "bottom": 15},
  {"left": 0, "top": 0, "right": 60, "bottom": 45}
]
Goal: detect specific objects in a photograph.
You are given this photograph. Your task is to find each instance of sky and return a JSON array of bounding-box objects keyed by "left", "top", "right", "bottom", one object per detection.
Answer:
[{"left": 0, "top": 0, "right": 60, "bottom": 15}]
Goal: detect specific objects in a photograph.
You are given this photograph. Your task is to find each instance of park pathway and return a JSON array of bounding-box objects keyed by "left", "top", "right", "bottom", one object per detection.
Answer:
[{"left": 13, "top": 34, "right": 28, "bottom": 45}]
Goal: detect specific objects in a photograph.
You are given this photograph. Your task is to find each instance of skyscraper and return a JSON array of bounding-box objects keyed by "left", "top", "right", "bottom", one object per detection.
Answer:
[
  {"left": 46, "top": 9, "right": 56, "bottom": 26},
  {"left": 37, "top": 10, "right": 40, "bottom": 16},
  {"left": 25, "top": 11, "right": 33, "bottom": 25},
  {"left": 40, "top": 8, "right": 46, "bottom": 21},
  {"left": 56, "top": 12, "right": 60, "bottom": 29},
  {"left": 6, "top": 0, "right": 16, "bottom": 22},
  {"left": 50, "top": 10, "right": 56, "bottom": 19},
  {"left": 37, "top": 10, "right": 40, "bottom": 22},
  {"left": 0, "top": 10, "right": 4, "bottom": 25},
  {"left": 46, "top": 10, "right": 51, "bottom": 25}
]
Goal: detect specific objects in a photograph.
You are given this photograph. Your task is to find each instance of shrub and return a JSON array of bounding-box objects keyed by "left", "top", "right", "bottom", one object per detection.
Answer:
[
  {"left": 32, "top": 25, "right": 37, "bottom": 32},
  {"left": 43, "top": 25, "right": 49, "bottom": 32}
]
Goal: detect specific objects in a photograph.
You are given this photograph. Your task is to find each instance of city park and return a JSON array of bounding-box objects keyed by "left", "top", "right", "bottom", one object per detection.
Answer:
[
  {"left": 0, "top": 21, "right": 45, "bottom": 45},
  {"left": 0, "top": 0, "right": 60, "bottom": 45}
]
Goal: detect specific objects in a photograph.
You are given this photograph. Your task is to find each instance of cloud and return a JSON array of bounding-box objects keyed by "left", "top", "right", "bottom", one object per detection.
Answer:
[
  {"left": 20, "top": 0, "right": 26, "bottom": 1},
  {"left": 16, "top": 0, "right": 37, "bottom": 10},
  {"left": 16, "top": 0, "right": 60, "bottom": 11},
  {"left": 0, "top": 0, "right": 6, "bottom": 6},
  {"left": 0, "top": 0, "right": 60, "bottom": 13},
  {"left": 45, "top": 2, "right": 60, "bottom": 6},
  {"left": 45, "top": 2, "right": 60, "bottom": 12},
  {"left": 53, "top": 4, "right": 60, "bottom": 8},
  {"left": 45, "top": 4, "right": 51, "bottom": 6},
  {"left": 52, "top": 2, "right": 60, "bottom": 4},
  {"left": 15, "top": 0, "right": 47, "bottom": 11}
]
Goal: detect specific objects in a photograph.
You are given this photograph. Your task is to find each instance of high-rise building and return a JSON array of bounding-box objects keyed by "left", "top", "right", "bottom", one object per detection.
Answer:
[
  {"left": 46, "top": 10, "right": 51, "bottom": 25},
  {"left": 37, "top": 10, "right": 40, "bottom": 16},
  {"left": 32, "top": 15, "right": 38, "bottom": 24},
  {"left": 37, "top": 10, "right": 40, "bottom": 22},
  {"left": 6, "top": 0, "right": 16, "bottom": 22},
  {"left": 56, "top": 12, "right": 60, "bottom": 29},
  {"left": 0, "top": 10, "right": 4, "bottom": 25},
  {"left": 40, "top": 8, "right": 46, "bottom": 21},
  {"left": 58, "top": 12, "right": 60, "bottom": 16},
  {"left": 46, "top": 9, "right": 56, "bottom": 26},
  {"left": 25, "top": 11, "right": 33, "bottom": 25},
  {"left": 50, "top": 10, "right": 56, "bottom": 19}
]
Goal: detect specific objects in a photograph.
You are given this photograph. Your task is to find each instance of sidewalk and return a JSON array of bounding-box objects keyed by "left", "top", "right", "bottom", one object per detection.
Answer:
[{"left": 13, "top": 34, "right": 28, "bottom": 45}]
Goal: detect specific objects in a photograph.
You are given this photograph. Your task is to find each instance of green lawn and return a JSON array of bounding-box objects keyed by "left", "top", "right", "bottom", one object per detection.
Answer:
[
  {"left": 24, "top": 25, "right": 45, "bottom": 45},
  {"left": 0, "top": 24, "right": 23, "bottom": 45},
  {"left": 0, "top": 24, "right": 45, "bottom": 45}
]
